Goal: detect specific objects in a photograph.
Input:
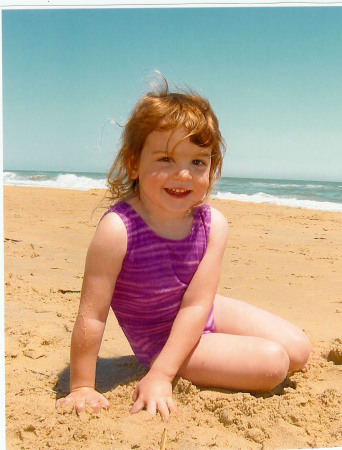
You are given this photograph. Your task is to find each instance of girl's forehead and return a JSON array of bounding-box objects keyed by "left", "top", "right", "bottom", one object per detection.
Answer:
[
  {"left": 147, "top": 128, "right": 186, "bottom": 143},
  {"left": 145, "top": 128, "right": 211, "bottom": 153}
]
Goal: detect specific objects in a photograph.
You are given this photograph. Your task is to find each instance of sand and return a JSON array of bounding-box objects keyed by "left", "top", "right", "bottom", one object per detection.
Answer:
[{"left": 4, "top": 185, "right": 342, "bottom": 449}]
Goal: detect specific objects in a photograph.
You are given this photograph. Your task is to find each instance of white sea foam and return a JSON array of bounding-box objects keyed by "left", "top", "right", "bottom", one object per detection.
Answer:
[
  {"left": 250, "top": 182, "right": 305, "bottom": 188},
  {"left": 4, "top": 172, "right": 342, "bottom": 212},
  {"left": 213, "top": 191, "right": 342, "bottom": 212},
  {"left": 3, "top": 172, "right": 107, "bottom": 190}
]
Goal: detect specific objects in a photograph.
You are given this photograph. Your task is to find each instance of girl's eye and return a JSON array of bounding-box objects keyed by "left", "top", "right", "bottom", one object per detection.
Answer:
[
  {"left": 192, "top": 159, "right": 206, "bottom": 166},
  {"left": 159, "top": 157, "right": 171, "bottom": 162}
]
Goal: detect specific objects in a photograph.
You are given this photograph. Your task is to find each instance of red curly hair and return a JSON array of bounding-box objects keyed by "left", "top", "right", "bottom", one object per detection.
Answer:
[{"left": 107, "top": 77, "right": 225, "bottom": 202}]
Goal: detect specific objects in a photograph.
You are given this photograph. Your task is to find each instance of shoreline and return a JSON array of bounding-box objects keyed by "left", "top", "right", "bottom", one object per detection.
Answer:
[
  {"left": 4, "top": 183, "right": 342, "bottom": 214},
  {"left": 4, "top": 186, "right": 342, "bottom": 449}
]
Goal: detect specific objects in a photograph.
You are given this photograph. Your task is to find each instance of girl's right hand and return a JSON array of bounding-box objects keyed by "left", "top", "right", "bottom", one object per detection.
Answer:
[{"left": 55, "top": 387, "right": 110, "bottom": 415}]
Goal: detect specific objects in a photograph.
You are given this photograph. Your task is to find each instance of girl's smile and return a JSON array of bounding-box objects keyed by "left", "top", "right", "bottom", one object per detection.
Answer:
[{"left": 164, "top": 188, "right": 192, "bottom": 198}]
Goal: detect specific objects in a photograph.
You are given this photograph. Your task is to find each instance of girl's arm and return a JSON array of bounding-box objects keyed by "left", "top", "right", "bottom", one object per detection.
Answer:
[
  {"left": 56, "top": 212, "right": 127, "bottom": 414},
  {"left": 131, "top": 206, "right": 228, "bottom": 419}
]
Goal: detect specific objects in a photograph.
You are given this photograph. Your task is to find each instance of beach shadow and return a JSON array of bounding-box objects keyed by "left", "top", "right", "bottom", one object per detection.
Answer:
[
  {"left": 192, "top": 376, "right": 297, "bottom": 399},
  {"left": 55, "top": 358, "right": 297, "bottom": 400},
  {"left": 252, "top": 376, "right": 297, "bottom": 399},
  {"left": 54, "top": 355, "right": 147, "bottom": 399}
]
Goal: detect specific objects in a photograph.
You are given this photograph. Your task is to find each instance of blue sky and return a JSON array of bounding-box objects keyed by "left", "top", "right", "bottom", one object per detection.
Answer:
[{"left": 2, "top": 5, "right": 342, "bottom": 181}]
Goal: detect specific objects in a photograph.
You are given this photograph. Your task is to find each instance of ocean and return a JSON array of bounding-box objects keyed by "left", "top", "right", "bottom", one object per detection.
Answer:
[{"left": 3, "top": 170, "right": 342, "bottom": 213}]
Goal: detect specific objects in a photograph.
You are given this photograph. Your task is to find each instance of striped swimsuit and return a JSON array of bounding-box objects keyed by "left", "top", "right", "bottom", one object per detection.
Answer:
[{"left": 105, "top": 201, "right": 216, "bottom": 368}]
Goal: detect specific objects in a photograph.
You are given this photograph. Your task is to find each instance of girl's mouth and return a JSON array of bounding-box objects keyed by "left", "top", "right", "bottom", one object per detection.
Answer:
[{"left": 165, "top": 188, "right": 191, "bottom": 198}]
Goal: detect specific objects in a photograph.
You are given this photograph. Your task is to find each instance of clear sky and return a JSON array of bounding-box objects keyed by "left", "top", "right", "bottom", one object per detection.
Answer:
[{"left": 2, "top": 5, "right": 342, "bottom": 181}]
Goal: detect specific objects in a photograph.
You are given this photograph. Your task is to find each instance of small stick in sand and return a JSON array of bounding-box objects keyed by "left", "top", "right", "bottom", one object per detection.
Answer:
[
  {"left": 25, "top": 368, "right": 50, "bottom": 377},
  {"left": 4, "top": 237, "right": 22, "bottom": 243},
  {"left": 160, "top": 428, "right": 167, "bottom": 450},
  {"left": 58, "top": 289, "right": 81, "bottom": 294},
  {"left": 42, "top": 387, "right": 57, "bottom": 394}
]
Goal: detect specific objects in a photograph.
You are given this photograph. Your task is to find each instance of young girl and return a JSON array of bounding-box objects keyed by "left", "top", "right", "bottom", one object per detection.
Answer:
[{"left": 56, "top": 79, "right": 311, "bottom": 420}]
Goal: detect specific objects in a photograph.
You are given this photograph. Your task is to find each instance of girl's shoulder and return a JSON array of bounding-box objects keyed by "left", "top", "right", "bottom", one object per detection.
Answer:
[
  {"left": 206, "top": 204, "right": 229, "bottom": 239},
  {"left": 101, "top": 201, "right": 137, "bottom": 229},
  {"left": 97, "top": 203, "right": 129, "bottom": 245},
  {"left": 99, "top": 201, "right": 145, "bottom": 255},
  {"left": 198, "top": 203, "right": 227, "bottom": 227},
  {"left": 208, "top": 204, "right": 227, "bottom": 222},
  {"left": 86, "top": 206, "right": 128, "bottom": 269},
  {"left": 103, "top": 200, "right": 132, "bottom": 218}
]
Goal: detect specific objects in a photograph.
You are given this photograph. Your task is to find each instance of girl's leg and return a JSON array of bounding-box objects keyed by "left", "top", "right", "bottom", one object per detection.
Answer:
[
  {"left": 178, "top": 333, "right": 290, "bottom": 391},
  {"left": 177, "top": 295, "right": 311, "bottom": 392},
  {"left": 213, "top": 295, "right": 311, "bottom": 373}
]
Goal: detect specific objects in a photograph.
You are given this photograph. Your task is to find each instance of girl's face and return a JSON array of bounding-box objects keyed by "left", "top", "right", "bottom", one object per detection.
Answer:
[{"left": 130, "top": 128, "right": 211, "bottom": 216}]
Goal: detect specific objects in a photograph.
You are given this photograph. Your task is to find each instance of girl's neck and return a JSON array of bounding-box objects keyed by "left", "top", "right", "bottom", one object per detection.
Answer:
[{"left": 126, "top": 196, "right": 194, "bottom": 240}]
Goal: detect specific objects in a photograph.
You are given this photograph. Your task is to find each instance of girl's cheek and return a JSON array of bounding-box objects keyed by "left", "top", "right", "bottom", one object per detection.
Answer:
[
  {"left": 200, "top": 172, "right": 210, "bottom": 185},
  {"left": 151, "top": 170, "right": 169, "bottom": 181}
]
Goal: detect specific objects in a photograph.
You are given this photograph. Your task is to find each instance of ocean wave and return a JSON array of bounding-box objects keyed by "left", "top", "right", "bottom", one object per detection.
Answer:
[
  {"left": 4, "top": 171, "right": 342, "bottom": 212},
  {"left": 213, "top": 191, "right": 342, "bottom": 213},
  {"left": 247, "top": 182, "right": 305, "bottom": 189},
  {"left": 3, "top": 172, "right": 107, "bottom": 190}
]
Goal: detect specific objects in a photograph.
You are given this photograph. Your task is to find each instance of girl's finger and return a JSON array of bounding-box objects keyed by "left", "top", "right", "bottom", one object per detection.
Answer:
[
  {"left": 100, "top": 396, "right": 110, "bottom": 409},
  {"left": 166, "top": 397, "right": 177, "bottom": 414},
  {"left": 146, "top": 400, "right": 157, "bottom": 416},
  {"left": 156, "top": 401, "right": 170, "bottom": 421},
  {"left": 130, "top": 397, "right": 145, "bottom": 415},
  {"left": 89, "top": 401, "right": 100, "bottom": 413},
  {"left": 132, "top": 384, "right": 139, "bottom": 401},
  {"left": 90, "top": 396, "right": 108, "bottom": 413},
  {"left": 75, "top": 400, "right": 86, "bottom": 415}
]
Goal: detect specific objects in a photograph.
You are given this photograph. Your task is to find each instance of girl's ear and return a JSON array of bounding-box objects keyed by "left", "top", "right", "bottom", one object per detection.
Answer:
[
  {"left": 130, "top": 168, "right": 139, "bottom": 180},
  {"left": 126, "top": 156, "right": 139, "bottom": 180}
]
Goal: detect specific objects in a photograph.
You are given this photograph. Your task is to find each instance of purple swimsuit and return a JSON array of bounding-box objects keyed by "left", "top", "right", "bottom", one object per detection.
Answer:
[{"left": 104, "top": 201, "right": 216, "bottom": 368}]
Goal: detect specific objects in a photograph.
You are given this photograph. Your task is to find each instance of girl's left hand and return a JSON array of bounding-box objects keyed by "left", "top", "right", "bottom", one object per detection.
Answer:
[{"left": 130, "top": 369, "right": 177, "bottom": 420}]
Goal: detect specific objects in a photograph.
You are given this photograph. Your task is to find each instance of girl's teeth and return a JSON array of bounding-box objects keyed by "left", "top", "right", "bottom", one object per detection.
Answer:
[{"left": 169, "top": 188, "right": 186, "bottom": 193}]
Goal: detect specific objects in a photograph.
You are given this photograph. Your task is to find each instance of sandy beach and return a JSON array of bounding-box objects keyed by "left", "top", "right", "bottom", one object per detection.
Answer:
[{"left": 4, "top": 185, "right": 342, "bottom": 449}]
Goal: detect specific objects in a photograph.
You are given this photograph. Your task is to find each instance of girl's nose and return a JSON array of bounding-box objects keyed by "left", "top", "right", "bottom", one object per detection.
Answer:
[{"left": 173, "top": 168, "right": 192, "bottom": 180}]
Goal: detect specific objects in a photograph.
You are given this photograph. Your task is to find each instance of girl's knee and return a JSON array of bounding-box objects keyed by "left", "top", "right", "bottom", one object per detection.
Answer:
[
  {"left": 260, "top": 341, "right": 290, "bottom": 390},
  {"left": 287, "top": 330, "right": 311, "bottom": 372}
]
